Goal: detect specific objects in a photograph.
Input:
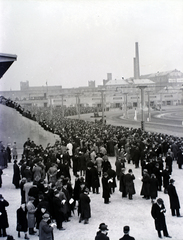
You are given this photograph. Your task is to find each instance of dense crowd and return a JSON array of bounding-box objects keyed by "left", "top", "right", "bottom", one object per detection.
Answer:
[{"left": 0, "top": 97, "right": 183, "bottom": 239}]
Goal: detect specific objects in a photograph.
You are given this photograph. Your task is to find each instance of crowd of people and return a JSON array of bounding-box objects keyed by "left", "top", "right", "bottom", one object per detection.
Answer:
[{"left": 0, "top": 97, "right": 183, "bottom": 239}]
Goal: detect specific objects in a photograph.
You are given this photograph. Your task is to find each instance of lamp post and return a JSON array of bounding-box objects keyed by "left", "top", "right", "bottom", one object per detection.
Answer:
[
  {"left": 99, "top": 89, "right": 106, "bottom": 124},
  {"left": 147, "top": 90, "right": 151, "bottom": 121},
  {"left": 124, "top": 93, "right": 128, "bottom": 118},
  {"left": 75, "top": 93, "right": 81, "bottom": 119},
  {"left": 138, "top": 86, "right": 146, "bottom": 130},
  {"left": 61, "top": 94, "right": 65, "bottom": 118}
]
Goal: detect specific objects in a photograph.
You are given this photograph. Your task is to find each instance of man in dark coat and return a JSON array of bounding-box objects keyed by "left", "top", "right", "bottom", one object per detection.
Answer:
[
  {"left": 102, "top": 172, "right": 110, "bottom": 204},
  {"left": 162, "top": 166, "right": 170, "bottom": 194},
  {"left": 151, "top": 198, "right": 171, "bottom": 238},
  {"left": 79, "top": 188, "right": 91, "bottom": 224},
  {"left": 124, "top": 169, "right": 135, "bottom": 200},
  {"left": 16, "top": 203, "right": 29, "bottom": 239},
  {"left": 0, "top": 194, "right": 9, "bottom": 237},
  {"left": 119, "top": 168, "right": 126, "bottom": 198},
  {"left": 119, "top": 225, "right": 135, "bottom": 240},
  {"left": 52, "top": 192, "right": 65, "bottom": 230},
  {"left": 12, "top": 160, "right": 21, "bottom": 188},
  {"left": 91, "top": 164, "right": 100, "bottom": 194},
  {"left": 140, "top": 169, "right": 150, "bottom": 200},
  {"left": 167, "top": 179, "right": 181, "bottom": 217},
  {"left": 39, "top": 213, "right": 54, "bottom": 240},
  {"left": 149, "top": 174, "right": 159, "bottom": 203},
  {"left": 165, "top": 153, "right": 173, "bottom": 174}
]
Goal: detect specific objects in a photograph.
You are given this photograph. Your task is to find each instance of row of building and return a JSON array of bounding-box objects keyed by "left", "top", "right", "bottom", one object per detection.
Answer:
[{"left": 0, "top": 69, "right": 183, "bottom": 111}]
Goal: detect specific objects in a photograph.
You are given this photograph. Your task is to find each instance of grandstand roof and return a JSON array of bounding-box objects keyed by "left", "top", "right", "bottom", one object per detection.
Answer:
[{"left": 0, "top": 53, "right": 17, "bottom": 79}]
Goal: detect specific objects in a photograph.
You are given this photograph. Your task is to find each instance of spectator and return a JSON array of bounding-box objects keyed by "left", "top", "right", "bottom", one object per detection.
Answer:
[
  {"left": 12, "top": 160, "right": 21, "bottom": 189},
  {"left": 79, "top": 188, "right": 91, "bottom": 224},
  {"left": 151, "top": 198, "right": 171, "bottom": 239},
  {"left": 12, "top": 142, "right": 18, "bottom": 160},
  {"left": 0, "top": 194, "right": 9, "bottom": 237},
  {"left": 39, "top": 213, "right": 55, "bottom": 240},
  {"left": 119, "top": 225, "right": 135, "bottom": 240},
  {"left": 124, "top": 169, "right": 136, "bottom": 200},
  {"left": 167, "top": 179, "right": 181, "bottom": 217},
  {"left": 16, "top": 203, "right": 29, "bottom": 239},
  {"left": 95, "top": 224, "right": 110, "bottom": 240},
  {"left": 101, "top": 172, "right": 110, "bottom": 204}
]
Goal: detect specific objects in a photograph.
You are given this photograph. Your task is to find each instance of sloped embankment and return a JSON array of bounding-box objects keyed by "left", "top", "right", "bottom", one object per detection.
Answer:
[{"left": 0, "top": 104, "right": 60, "bottom": 151}]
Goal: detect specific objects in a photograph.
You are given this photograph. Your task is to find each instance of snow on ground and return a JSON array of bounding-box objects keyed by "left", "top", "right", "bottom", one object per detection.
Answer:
[{"left": 0, "top": 157, "right": 183, "bottom": 240}]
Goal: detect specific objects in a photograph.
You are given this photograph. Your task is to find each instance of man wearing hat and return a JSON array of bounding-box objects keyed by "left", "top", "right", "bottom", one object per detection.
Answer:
[
  {"left": 79, "top": 188, "right": 91, "bottom": 224},
  {"left": 119, "top": 226, "right": 135, "bottom": 240},
  {"left": 95, "top": 223, "right": 110, "bottom": 240},
  {"left": 39, "top": 213, "right": 54, "bottom": 240},
  {"left": 151, "top": 198, "right": 171, "bottom": 238},
  {"left": 167, "top": 179, "right": 181, "bottom": 217}
]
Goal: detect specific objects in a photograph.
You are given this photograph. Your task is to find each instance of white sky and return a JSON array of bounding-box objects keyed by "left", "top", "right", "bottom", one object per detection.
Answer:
[{"left": 0, "top": 0, "right": 183, "bottom": 91}]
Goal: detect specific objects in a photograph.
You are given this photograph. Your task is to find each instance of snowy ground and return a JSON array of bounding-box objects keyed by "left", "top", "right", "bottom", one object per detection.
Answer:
[{"left": 0, "top": 157, "right": 183, "bottom": 240}]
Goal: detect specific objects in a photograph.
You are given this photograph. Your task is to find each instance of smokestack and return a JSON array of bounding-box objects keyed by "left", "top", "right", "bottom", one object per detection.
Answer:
[
  {"left": 135, "top": 42, "right": 140, "bottom": 79},
  {"left": 134, "top": 57, "right": 137, "bottom": 79}
]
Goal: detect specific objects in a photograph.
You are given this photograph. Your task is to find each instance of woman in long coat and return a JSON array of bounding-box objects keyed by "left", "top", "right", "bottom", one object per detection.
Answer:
[
  {"left": 12, "top": 160, "right": 21, "bottom": 188},
  {"left": 0, "top": 194, "right": 9, "bottom": 237},
  {"left": 16, "top": 203, "right": 29, "bottom": 239}
]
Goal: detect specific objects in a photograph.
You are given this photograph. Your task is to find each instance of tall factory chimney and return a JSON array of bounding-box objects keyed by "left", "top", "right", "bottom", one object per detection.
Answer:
[{"left": 134, "top": 42, "right": 140, "bottom": 79}]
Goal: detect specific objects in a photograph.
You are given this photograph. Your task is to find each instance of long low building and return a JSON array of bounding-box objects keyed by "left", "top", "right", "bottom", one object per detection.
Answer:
[{"left": 0, "top": 69, "right": 183, "bottom": 110}]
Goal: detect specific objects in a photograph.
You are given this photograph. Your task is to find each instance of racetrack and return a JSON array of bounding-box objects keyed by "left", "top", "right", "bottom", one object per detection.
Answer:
[{"left": 68, "top": 106, "right": 183, "bottom": 138}]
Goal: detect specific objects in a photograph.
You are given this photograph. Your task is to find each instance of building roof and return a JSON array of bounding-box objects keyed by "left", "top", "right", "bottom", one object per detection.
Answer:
[
  {"left": 141, "top": 69, "right": 182, "bottom": 79},
  {"left": 0, "top": 53, "right": 17, "bottom": 79},
  {"left": 105, "top": 79, "right": 128, "bottom": 86}
]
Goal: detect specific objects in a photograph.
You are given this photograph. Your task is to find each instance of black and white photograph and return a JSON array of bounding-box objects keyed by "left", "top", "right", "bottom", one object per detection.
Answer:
[{"left": 0, "top": 0, "right": 183, "bottom": 239}]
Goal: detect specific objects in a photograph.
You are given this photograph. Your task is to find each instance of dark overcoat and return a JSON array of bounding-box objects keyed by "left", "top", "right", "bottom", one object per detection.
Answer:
[
  {"left": 16, "top": 207, "right": 28, "bottom": 232},
  {"left": 149, "top": 177, "right": 158, "bottom": 199},
  {"left": 0, "top": 198, "right": 9, "bottom": 228},
  {"left": 79, "top": 192, "right": 91, "bottom": 219},
  {"left": 91, "top": 166, "right": 100, "bottom": 188},
  {"left": 39, "top": 219, "right": 54, "bottom": 240},
  {"left": 151, "top": 203, "right": 167, "bottom": 231},
  {"left": 167, "top": 184, "right": 180, "bottom": 210},
  {"left": 140, "top": 173, "right": 150, "bottom": 196},
  {"left": 12, "top": 162, "right": 21, "bottom": 188},
  {"left": 102, "top": 176, "right": 110, "bottom": 199},
  {"left": 124, "top": 173, "right": 136, "bottom": 195},
  {"left": 119, "top": 172, "right": 126, "bottom": 193}
]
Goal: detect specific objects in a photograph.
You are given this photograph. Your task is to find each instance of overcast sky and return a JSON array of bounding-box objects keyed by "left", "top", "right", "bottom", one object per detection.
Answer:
[{"left": 0, "top": 0, "right": 183, "bottom": 91}]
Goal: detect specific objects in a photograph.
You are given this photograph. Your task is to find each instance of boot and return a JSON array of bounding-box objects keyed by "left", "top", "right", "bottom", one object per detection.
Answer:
[
  {"left": 18, "top": 231, "right": 21, "bottom": 238},
  {"left": 3, "top": 228, "right": 7, "bottom": 237},
  {"left": 24, "top": 233, "right": 29, "bottom": 239}
]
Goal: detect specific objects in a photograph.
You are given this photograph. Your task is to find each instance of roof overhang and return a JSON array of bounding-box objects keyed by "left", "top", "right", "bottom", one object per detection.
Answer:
[{"left": 0, "top": 53, "right": 17, "bottom": 79}]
